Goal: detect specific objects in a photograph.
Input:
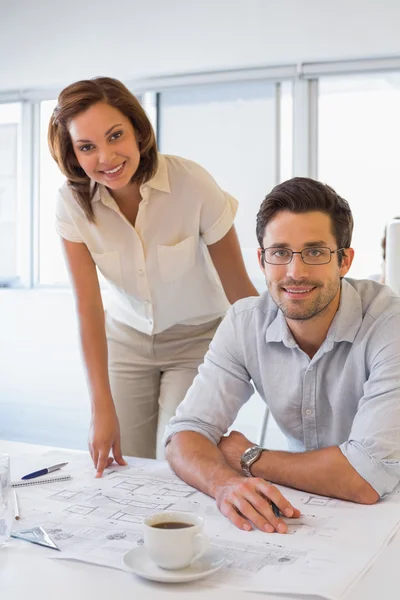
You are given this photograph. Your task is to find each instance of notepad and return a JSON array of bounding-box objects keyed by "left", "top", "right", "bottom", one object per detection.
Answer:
[{"left": 12, "top": 474, "right": 72, "bottom": 488}]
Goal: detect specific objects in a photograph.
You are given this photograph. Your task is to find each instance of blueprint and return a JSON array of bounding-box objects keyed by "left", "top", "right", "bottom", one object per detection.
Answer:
[{"left": 11, "top": 450, "right": 400, "bottom": 599}]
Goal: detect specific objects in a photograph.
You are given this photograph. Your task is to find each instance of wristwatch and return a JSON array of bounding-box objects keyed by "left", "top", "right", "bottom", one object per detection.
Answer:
[{"left": 240, "top": 445, "right": 266, "bottom": 477}]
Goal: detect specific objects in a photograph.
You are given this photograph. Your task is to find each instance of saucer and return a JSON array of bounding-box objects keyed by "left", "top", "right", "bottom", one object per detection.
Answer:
[{"left": 122, "top": 546, "right": 225, "bottom": 583}]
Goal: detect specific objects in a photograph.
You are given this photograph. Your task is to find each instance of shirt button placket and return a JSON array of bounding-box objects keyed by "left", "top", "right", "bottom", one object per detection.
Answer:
[
  {"left": 144, "top": 300, "right": 153, "bottom": 331},
  {"left": 303, "top": 365, "right": 318, "bottom": 450}
]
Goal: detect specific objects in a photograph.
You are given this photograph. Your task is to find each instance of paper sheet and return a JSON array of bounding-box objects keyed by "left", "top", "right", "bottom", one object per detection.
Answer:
[{"left": 11, "top": 450, "right": 400, "bottom": 599}]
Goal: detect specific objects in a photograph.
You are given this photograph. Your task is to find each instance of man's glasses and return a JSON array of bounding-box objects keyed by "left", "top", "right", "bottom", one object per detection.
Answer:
[{"left": 261, "top": 247, "right": 346, "bottom": 265}]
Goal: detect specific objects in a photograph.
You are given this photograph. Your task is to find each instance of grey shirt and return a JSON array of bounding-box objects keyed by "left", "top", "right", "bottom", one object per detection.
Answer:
[{"left": 164, "top": 278, "right": 400, "bottom": 497}]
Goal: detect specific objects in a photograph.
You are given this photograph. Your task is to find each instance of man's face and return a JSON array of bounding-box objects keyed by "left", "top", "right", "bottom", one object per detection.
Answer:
[{"left": 258, "top": 210, "right": 353, "bottom": 321}]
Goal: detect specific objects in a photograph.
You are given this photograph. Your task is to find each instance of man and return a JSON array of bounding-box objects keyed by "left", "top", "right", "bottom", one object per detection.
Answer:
[{"left": 164, "top": 177, "right": 400, "bottom": 535}]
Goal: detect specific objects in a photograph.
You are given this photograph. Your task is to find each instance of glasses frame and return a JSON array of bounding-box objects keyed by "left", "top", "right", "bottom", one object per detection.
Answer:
[{"left": 260, "top": 246, "right": 346, "bottom": 265}]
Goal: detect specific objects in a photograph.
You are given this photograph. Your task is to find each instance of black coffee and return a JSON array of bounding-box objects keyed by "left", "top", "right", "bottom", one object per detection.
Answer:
[{"left": 152, "top": 521, "right": 193, "bottom": 529}]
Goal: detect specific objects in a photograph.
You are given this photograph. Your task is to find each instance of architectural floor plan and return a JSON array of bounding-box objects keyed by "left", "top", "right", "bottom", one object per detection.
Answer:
[{"left": 11, "top": 450, "right": 400, "bottom": 599}]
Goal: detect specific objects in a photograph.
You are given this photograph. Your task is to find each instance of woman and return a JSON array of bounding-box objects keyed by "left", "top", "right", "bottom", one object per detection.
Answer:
[{"left": 48, "top": 76, "right": 258, "bottom": 476}]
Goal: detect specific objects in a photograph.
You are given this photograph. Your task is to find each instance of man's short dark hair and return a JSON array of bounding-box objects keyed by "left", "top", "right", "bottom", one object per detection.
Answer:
[{"left": 256, "top": 177, "right": 354, "bottom": 264}]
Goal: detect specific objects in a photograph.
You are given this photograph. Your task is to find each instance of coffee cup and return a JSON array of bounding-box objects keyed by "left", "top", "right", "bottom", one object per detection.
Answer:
[{"left": 143, "top": 511, "right": 208, "bottom": 570}]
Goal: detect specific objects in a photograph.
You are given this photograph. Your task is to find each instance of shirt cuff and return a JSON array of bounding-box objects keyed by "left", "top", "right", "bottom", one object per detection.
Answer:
[
  {"left": 340, "top": 439, "right": 400, "bottom": 497},
  {"left": 55, "top": 220, "right": 84, "bottom": 243},
  {"left": 163, "top": 422, "right": 221, "bottom": 448},
  {"left": 202, "top": 192, "right": 239, "bottom": 246}
]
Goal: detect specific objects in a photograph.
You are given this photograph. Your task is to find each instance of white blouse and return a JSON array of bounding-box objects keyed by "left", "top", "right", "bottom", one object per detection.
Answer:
[{"left": 55, "top": 154, "right": 238, "bottom": 334}]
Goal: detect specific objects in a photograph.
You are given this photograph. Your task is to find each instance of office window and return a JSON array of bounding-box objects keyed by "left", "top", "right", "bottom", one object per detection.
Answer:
[
  {"left": 280, "top": 81, "right": 293, "bottom": 183},
  {"left": 159, "top": 80, "right": 291, "bottom": 287},
  {"left": 39, "top": 99, "right": 68, "bottom": 285},
  {"left": 318, "top": 74, "right": 400, "bottom": 279},
  {"left": 0, "top": 103, "right": 21, "bottom": 285}
]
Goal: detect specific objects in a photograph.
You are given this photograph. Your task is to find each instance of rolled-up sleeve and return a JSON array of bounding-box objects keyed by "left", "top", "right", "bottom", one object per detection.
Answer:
[
  {"left": 339, "top": 314, "right": 400, "bottom": 496},
  {"left": 201, "top": 191, "right": 238, "bottom": 246},
  {"left": 55, "top": 190, "right": 84, "bottom": 243},
  {"left": 189, "top": 163, "right": 238, "bottom": 246},
  {"left": 163, "top": 305, "right": 254, "bottom": 446}
]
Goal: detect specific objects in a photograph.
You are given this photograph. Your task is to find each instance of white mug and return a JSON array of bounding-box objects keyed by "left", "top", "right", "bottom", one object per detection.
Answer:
[{"left": 143, "top": 511, "right": 208, "bottom": 570}]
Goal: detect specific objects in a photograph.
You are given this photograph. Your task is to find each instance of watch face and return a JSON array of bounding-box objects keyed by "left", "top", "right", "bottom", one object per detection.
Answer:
[{"left": 243, "top": 446, "right": 261, "bottom": 463}]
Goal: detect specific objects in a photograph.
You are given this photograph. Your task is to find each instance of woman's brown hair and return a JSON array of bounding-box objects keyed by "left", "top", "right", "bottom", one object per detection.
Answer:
[{"left": 48, "top": 77, "right": 158, "bottom": 222}]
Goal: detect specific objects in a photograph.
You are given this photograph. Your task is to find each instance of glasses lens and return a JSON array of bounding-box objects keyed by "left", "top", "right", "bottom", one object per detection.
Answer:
[
  {"left": 302, "top": 247, "right": 331, "bottom": 264},
  {"left": 264, "top": 248, "right": 292, "bottom": 264}
]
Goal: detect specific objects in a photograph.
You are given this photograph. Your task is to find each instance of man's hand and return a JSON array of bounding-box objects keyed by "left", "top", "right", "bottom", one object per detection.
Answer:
[
  {"left": 215, "top": 475, "right": 301, "bottom": 533},
  {"left": 218, "top": 430, "right": 254, "bottom": 473}
]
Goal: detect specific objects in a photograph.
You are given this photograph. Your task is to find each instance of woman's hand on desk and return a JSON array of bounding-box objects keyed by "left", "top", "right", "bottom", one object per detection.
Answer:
[
  {"left": 214, "top": 476, "right": 301, "bottom": 534},
  {"left": 89, "top": 408, "right": 127, "bottom": 477}
]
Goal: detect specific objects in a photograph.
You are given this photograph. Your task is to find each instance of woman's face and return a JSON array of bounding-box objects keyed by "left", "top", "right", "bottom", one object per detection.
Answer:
[{"left": 68, "top": 101, "right": 141, "bottom": 191}]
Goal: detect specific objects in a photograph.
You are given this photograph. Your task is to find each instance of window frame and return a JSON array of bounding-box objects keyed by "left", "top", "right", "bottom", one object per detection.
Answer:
[{"left": 1, "top": 55, "right": 399, "bottom": 289}]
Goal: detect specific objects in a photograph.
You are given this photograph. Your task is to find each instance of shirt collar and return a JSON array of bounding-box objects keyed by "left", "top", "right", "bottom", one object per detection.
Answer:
[
  {"left": 90, "top": 180, "right": 101, "bottom": 203},
  {"left": 266, "top": 309, "right": 297, "bottom": 348},
  {"left": 327, "top": 278, "right": 362, "bottom": 344},
  {"left": 92, "top": 153, "right": 170, "bottom": 205},
  {"left": 140, "top": 153, "right": 170, "bottom": 194},
  {"left": 265, "top": 278, "right": 363, "bottom": 348}
]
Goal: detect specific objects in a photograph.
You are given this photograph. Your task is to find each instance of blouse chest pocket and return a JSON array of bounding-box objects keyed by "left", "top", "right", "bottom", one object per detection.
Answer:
[
  {"left": 157, "top": 236, "right": 196, "bottom": 283},
  {"left": 90, "top": 250, "right": 123, "bottom": 289}
]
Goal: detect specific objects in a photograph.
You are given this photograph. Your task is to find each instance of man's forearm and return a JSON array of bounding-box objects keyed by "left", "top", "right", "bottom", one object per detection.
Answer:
[
  {"left": 252, "top": 445, "right": 379, "bottom": 504},
  {"left": 166, "top": 431, "right": 241, "bottom": 498}
]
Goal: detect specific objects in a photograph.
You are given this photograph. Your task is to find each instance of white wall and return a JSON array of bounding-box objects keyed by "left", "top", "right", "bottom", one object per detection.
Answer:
[{"left": 2, "top": 0, "right": 400, "bottom": 93}]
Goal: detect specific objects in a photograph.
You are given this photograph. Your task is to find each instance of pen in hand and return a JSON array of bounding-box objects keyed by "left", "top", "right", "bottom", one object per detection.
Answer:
[
  {"left": 21, "top": 462, "right": 68, "bottom": 480},
  {"left": 270, "top": 501, "right": 281, "bottom": 519}
]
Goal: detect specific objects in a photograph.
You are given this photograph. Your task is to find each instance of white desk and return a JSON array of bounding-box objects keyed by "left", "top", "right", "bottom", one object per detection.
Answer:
[{"left": 1, "top": 440, "right": 398, "bottom": 600}]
